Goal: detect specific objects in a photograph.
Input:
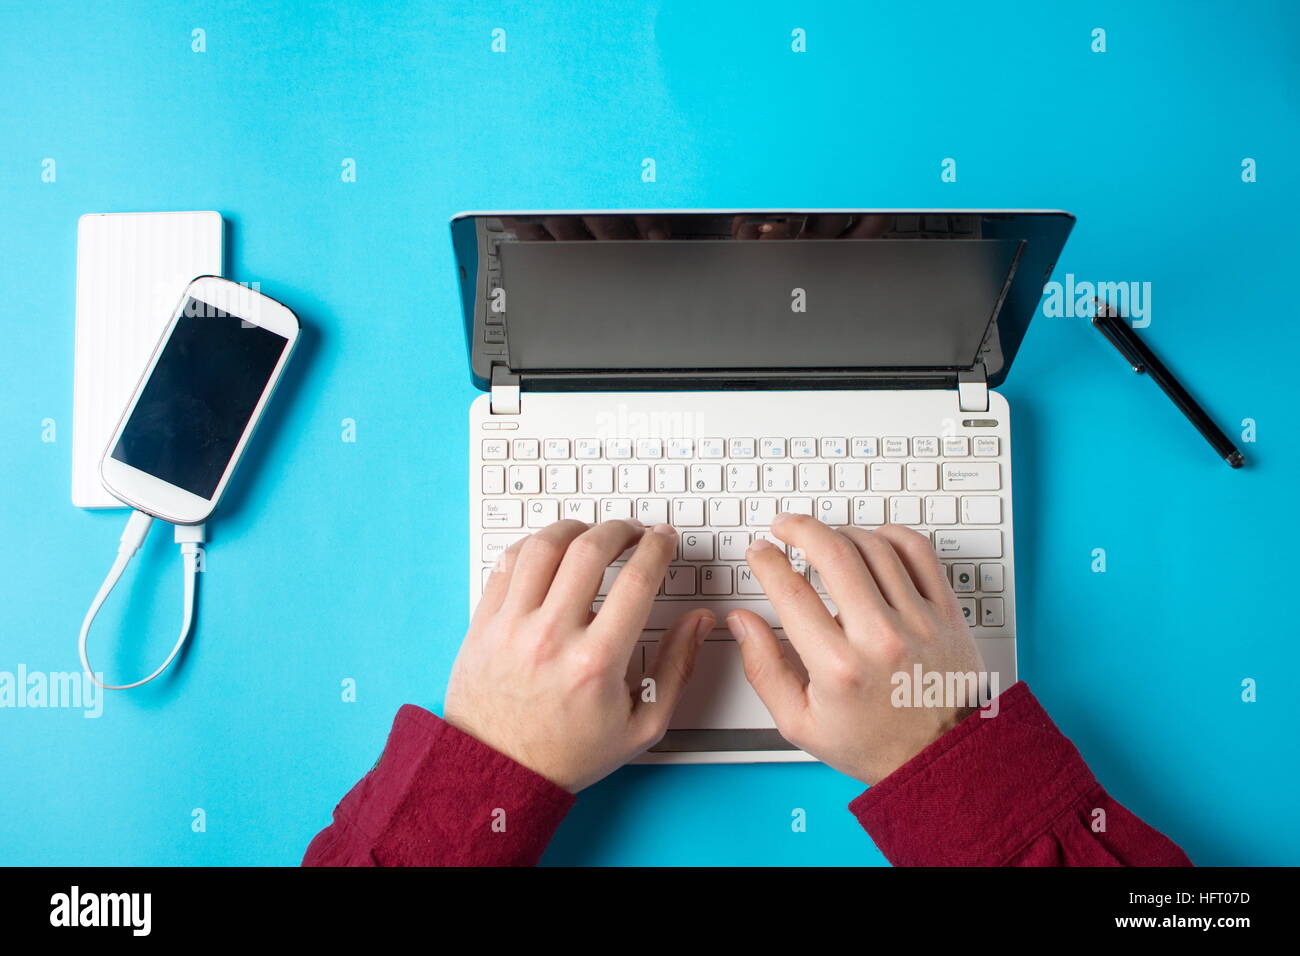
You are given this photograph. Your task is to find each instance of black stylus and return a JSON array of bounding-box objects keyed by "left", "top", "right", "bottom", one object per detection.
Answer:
[{"left": 1092, "top": 307, "right": 1244, "bottom": 468}]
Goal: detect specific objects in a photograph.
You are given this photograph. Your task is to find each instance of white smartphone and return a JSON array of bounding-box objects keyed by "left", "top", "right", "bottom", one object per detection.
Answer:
[{"left": 100, "top": 275, "right": 300, "bottom": 524}]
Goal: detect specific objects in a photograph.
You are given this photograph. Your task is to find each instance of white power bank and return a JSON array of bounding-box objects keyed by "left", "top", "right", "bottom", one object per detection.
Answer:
[{"left": 72, "top": 211, "right": 224, "bottom": 508}]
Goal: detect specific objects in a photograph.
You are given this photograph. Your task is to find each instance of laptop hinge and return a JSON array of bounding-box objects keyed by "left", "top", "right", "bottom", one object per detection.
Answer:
[
  {"left": 490, "top": 365, "right": 520, "bottom": 415},
  {"left": 957, "top": 365, "right": 989, "bottom": 413}
]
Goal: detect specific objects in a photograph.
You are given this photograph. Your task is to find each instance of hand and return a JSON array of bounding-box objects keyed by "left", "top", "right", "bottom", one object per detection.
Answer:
[
  {"left": 445, "top": 519, "right": 714, "bottom": 792},
  {"left": 725, "top": 515, "right": 985, "bottom": 786}
]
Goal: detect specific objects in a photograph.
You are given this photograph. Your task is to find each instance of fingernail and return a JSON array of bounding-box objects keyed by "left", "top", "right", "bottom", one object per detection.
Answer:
[
  {"left": 748, "top": 538, "right": 775, "bottom": 553},
  {"left": 653, "top": 523, "right": 676, "bottom": 537},
  {"left": 771, "top": 511, "right": 791, "bottom": 526},
  {"left": 726, "top": 612, "right": 748, "bottom": 642},
  {"left": 694, "top": 613, "right": 715, "bottom": 643}
]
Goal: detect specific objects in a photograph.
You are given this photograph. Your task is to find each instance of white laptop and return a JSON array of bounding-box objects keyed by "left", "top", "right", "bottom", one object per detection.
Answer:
[{"left": 453, "top": 210, "right": 1075, "bottom": 764}]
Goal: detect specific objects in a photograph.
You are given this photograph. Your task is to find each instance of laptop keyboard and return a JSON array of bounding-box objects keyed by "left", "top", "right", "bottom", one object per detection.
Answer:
[{"left": 478, "top": 433, "right": 1008, "bottom": 631}]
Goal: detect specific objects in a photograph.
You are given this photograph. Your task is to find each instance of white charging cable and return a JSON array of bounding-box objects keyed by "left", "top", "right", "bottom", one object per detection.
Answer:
[{"left": 78, "top": 509, "right": 205, "bottom": 690}]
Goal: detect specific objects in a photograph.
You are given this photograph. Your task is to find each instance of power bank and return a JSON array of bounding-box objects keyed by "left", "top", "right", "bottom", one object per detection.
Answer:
[{"left": 72, "top": 211, "right": 224, "bottom": 508}]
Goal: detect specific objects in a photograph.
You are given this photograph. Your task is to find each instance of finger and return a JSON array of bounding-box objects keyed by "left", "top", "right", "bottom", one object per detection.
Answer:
[
  {"left": 867, "top": 524, "right": 954, "bottom": 606},
  {"left": 835, "top": 526, "right": 930, "bottom": 614},
  {"left": 542, "top": 519, "right": 646, "bottom": 624},
  {"left": 743, "top": 536, "right": 844, "bottom": 673},
  {"left": 630, "top": 609, "right": 715, "bottom": 746},
  {"left": 500, "top": 520, "right": 591, "bottom": 613},
  {"left": 591, "top": 523, "right": 677, "bottom": 651},
  {"left": 469, "top": 538, "right": 524, "bottom": 632},
  {"left": 726, "top": 609, "right": 807, "bottom": 735},
  {"left": 768, "top": 512, "right": 890, "bottom": 629}
]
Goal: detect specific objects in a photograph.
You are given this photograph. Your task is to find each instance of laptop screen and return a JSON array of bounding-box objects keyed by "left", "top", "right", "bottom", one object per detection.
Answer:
[{"left": 451, "top": 212, "right": 1074, "bottom": 388}]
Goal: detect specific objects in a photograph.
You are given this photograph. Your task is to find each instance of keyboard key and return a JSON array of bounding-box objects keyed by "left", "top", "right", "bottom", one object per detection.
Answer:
[
  {"left": 698, "top": 438, "right": 726, "bottom": 459},
  {"left": 635, "top": 438, "right": 662, "bottom": 459},
  {"left": 817, "top": 496, "right": 849, "bottom": 525},
  {"left": 508, "top": 465, "right": 541, "bottom": 494},
  {"left": 701, "top": 565, "right": 733, "bottom": 595},
  {"left": 942, "top": 463, "right": 1001, "bottom": 491},
  {"left": 664, "top": 565, "right": 697, "bottom": 595},
  {"left": 582, "top": 464, "right": 614, "bottom": 494},
  {"left": 512, "top": 439, "right": 539, "bottom": 460},
  {"left": 708, "top": 497, "right": 742, "bottom": 526},
  {"left": 980, "top": 597, "right": 1005, "bottom": 627},
  {"left": 482, "top": 465, "right": 505, "bottom": 495},
  {"left": 779, "top": 496, "right": 814, "bottom": 516},
  {"left": 728, "top": 438, "right": 756, "bottom": 459},
  {"left": 912, "top": 437, "right": 939, "bottom": 457},
  {"left": 853, "top": 496, "right": 886, "bottom": 525},
  {"left": 483, "top": 500, "right": 523, "bottom": 528},
  {"left": 543, "top": 439, "right": 570, "bottom": 459},
  {"left": 681, "top": 531, "right": 714, "bottom": 561},
  {"left": 691, "top": 463, "right": 723, "bottom": 492},
  {"left": 961, "top": 495, "right": 1002, "bottom": 523},
  {"left": 882, "top": 437, "right": 909, "bottom": 457},
  {"left": 598, "top": 566, "right": 619, "bottom": 596},
  {"left": 834, "top": 462, "right": 867, "bottom": 492},
  {"left": 798, "top": 463, "right": 831, "bottom": 492},
  {"left": 636, "top": 498, "right": 669, "bottom": 525},
  {"left": 957, "top": 598, "right": 977, "bottom": 626},
  {"left": 851, "top": 437, "right": 879, "bottom": 458},
  {"left": 654, "top": 464, "right": 687, "bottom": 493},
  {"left": 942, "top": 437, "right": 969, "bottom": 457},
  {"left": 952, "top": 563, "right": 976, "bottom": 592},
  {"left": 666, "top": 438, "right": 694, "bottom": 459},
  {"left": 925, "top": 495, "right": 957, "bottom": 525},
  {"left": 574, "top": 438, "right": 601, "bottom": 459},
  {"left": 763, "top": 462, "right": 795, "bottom": 492},
  {"left": 933, "top": 530, "right": 1003, "bottom": 558},
  {"left": 760, "top": 438, "right": 786, "bottom": 458},
  {"left": 600, "top": 498, "right": 633, "bottom": 520},
  {"left": 526, "top": 498, "right": 559, "bottom": 528},
  {"left": 753, "top": 531, "right": 785, "bottom": 553},
  {"left": 606, "top": 438, "right": 632, "bottom": 459},
  {"left": 563, "top": 498, "right": 596, "bottom": 523},
  {"left": 745, "top": 497, "right": 777, "bottom": 526},
  {"left": 890, "top": 496, "right": 922, "bottom": 525},
  {"left": 973, "top": 437, "right": 1000, "bottom": 457},
  {"left": 481, "top": 532, "right": 526, "bottom": 562},
  {"left": 726, "top": 464, "right": 759, "bottom": 492},
  {"left": 546, "top": 465, "right": 577, "bottom": 494},
  {"left": 820, "top": 437, "right": 847, "bottom": 458},
  {"left": 672, "top": 498, "right": 706, "bottom": 527},
  {"left": 980, "top": 563, "right": 1005, "bottom": 592},
  {"left": 482, "top": 439, "right": 509, "bottom": 460},
  {"left": 790, "top": 438, "right": 817, "bottom": 458},
  {"left": 736, "top": 565, "right": 764, "bottom": 594},
  {"left": 717, "top": 532, "right": 749, "bottom": 559},
  {"left": 906, "top": 462, "right": 939, "bottom": 491},
  {"left": 869, "top": 462, "right": 903, "bottom": 491},
  {"left": 617, "top": 464, "right": 650, "bottom": 493}
]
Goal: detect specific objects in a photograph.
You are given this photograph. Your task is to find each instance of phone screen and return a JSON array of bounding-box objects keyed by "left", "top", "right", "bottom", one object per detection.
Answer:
[{"left": 110, "top": 297, "right": 289, "bottom": 499}]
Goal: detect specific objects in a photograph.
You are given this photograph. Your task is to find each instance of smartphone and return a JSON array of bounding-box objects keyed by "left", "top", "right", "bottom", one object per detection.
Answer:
[{"left": 100, "top": 276, "right": 300, "bottom": 524}]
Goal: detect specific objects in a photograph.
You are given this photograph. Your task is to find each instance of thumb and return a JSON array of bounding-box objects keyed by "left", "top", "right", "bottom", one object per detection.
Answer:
[
  {"left": 632, "top": 609, "right": 714, "bottom": 740},
  {"left": 726, "top": 609, "right": 806, "bottom": 731}
]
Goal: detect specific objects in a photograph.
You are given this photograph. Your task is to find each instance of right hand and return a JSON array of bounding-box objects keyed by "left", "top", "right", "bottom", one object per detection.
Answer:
[{"left": 724, "top": 514, "right": 986, "bottom": 786}]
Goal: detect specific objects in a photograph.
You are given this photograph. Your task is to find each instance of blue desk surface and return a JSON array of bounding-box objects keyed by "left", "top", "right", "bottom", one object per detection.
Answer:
[{"left": 2, "top": 1, "right": 1297, "bottom": 866}]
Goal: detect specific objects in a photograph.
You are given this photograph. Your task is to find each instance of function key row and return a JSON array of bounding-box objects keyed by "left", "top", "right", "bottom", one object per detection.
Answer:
[{"left": 483, "top": 436, "right": 1000, "bottom": 461}]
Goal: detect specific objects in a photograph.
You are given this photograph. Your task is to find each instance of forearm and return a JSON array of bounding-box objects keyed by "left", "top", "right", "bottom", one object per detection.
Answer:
[
  {"left": 850, "top": 682, "right": 1193, "bottom": 867},
  {"left": 302, "top": 704, "right": 574, "bottom": 867}
]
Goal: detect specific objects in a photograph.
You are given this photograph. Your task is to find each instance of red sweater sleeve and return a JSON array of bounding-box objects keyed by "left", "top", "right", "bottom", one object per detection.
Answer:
[
  {"left": 302, "top": 704, "right": 575, "bottom": 866},
  {"left": 850, "top": 681, "right": 1193, "bottom": 866}
]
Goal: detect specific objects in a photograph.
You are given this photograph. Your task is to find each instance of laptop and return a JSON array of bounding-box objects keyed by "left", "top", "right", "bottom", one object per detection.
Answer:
[{"left": 451, "top": 210, "right": 1075, "bottom": 764}]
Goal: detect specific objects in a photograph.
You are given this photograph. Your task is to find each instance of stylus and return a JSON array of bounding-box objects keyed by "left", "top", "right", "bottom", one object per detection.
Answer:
[{"left": 1092, "top": 307, "right": 1245, "bottom": 469}]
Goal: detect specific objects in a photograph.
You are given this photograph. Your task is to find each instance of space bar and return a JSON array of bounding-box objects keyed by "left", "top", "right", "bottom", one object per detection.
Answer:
[{"left": 595, "top": 599, "right": 787, "bottom": 630}]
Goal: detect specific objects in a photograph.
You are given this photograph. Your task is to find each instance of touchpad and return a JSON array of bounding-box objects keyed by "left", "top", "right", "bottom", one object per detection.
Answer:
[{"left": 638, "top": 636, "right": 807, "bottom": 730}]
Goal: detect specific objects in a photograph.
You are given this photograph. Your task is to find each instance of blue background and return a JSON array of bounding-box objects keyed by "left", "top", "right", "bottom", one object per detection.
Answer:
[{"left": 2, "top": 0, "right": 1296, "bottom": 866}]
